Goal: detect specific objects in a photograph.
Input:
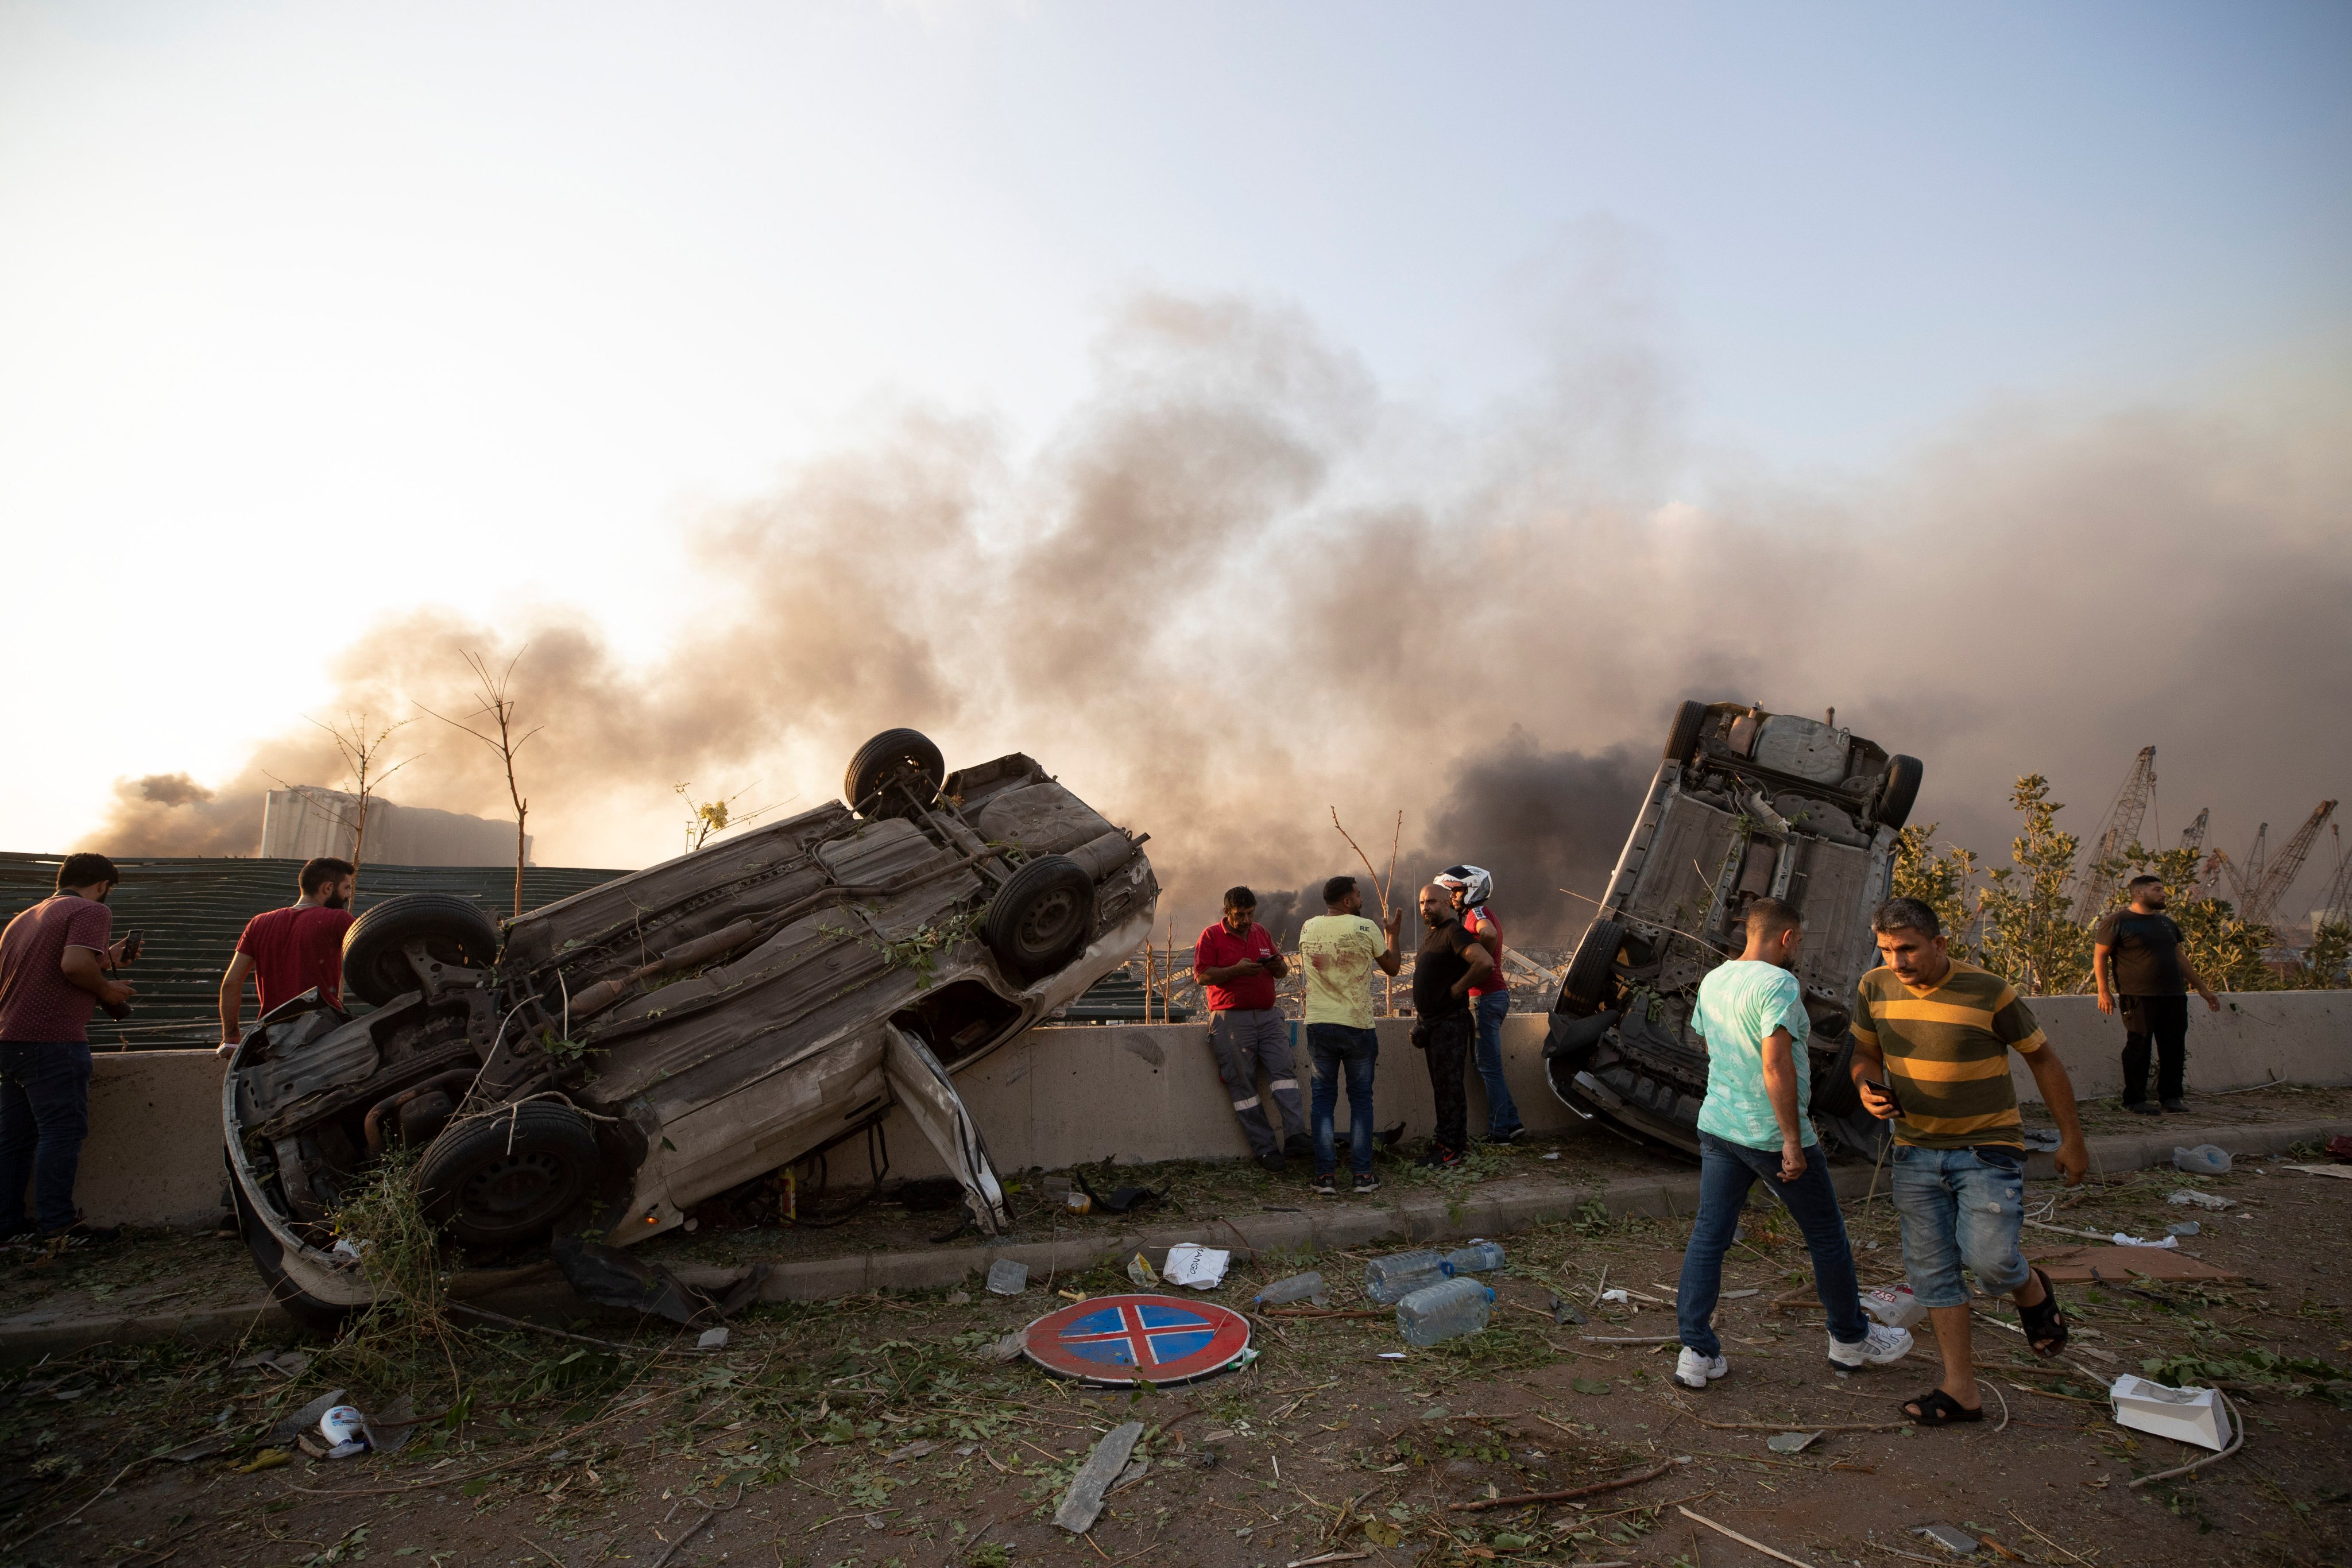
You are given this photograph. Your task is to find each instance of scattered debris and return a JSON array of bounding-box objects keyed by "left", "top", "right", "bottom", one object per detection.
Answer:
[
  {"left": 1253, "top": 1271, "right": 1325, "bottom": 1307},
  {"left": 1678, "top": 1504, "right": 1819, "bottom": 1568},
  {"left": 2166, "top": 1221, "right": 2201, "bottom": 1237},
  {"left": 1861, "top": 1283, "right": 1927, "bottom": 1329},
  {"left": 884, "top": 1439, "right": 939, "bottom": 1464},
  {"left": 698, "top": 1327, "right": 730, "bottom": 1351},
  {"left": 1053, "top": 1420, "right": 1145, "bottom": 1533},
  {"left": 2106, "top": 1232, "right": 2179, "bottom": 1249},
  {"left": 2281, "top": 1163, "right": 2352, "bottom": 1180},
  {"left": 550, "top": 1236, "right": 768, "bottom": 1326},
  {"left": 232, "top": 1349, "right": 311, "bottom": 1378},
  {"left": 1396, "top": 1278, "right": 1495, "bottom": 1347},
  {"left": 986, "top": 1259, "right": 1030, "bottom": 1295},
  {"left": 230, "top": 1448, "right": 292, "bottom": 1474},
  {"left": 2168, "top": 1188, "right": 2232, "bottom": 1210},
  {"left": 1448, "top": 1455, "right": 1686, "bottom": 1512},
  {"left": 1548, "top": 1294, "right": 1588, "bottom": 1326},
  {"left": 1766, "top": 1430, "right": 1824, "bottom": 1454},
  {"left": 985, "top": 1331, "right": 1026, "bottom": 1364},
  {"left": 1162, "top": 1244, "right": 1229, "bottom": 1290},
  {"left": 945, "top": 1290, "right": 970, "bottom": 1305},
  {"left": 2111, "top": 1374, "right": 2233, "bottom": 1451},
  {"left": 1365, "top": 1248, "right": 1453, "bottom": 1304},
  {"left": 1913, "top": 1523, "right": 1981, "bottom": 1555},
  {"left": 1073, "top": 1167, "right": 1166, "bottom": 1215},
  {"left": 319, "top": 1404, "right": 370, "bottom": 1459},
  {"left": 161, "top": 1433, "right": 236, "bottom": 1464},
  {"left": 2172, "top": 1144, "right": 2231, "bottom": 1176},
  {"left": 269, "top": 1389, "right": 348, "bottom": 1445},
  {"left": 1127, "top": 1253, "right": 1162, "bottom": 1288}
]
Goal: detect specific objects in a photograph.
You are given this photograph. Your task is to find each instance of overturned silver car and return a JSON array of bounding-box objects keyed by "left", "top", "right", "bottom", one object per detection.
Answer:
[
  {"left": 226, "top": 731, "right": 1158, "bottom": 1324},
  {"left": 1544, "top": 700, "right": 1922, "bottom": 1159}
]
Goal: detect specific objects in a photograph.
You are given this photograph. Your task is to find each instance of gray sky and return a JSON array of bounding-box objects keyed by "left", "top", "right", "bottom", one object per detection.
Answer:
[{"left": 3, "top": 1, "right": 2347, "bottom": 874}]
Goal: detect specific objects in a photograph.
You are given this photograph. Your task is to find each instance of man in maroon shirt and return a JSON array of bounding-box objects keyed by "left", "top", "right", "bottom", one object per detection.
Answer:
[
  {"left": 1, "top": 853, "right": 137, "bottom": 1244},
  {"left": 217, "top": 857, "right": 357, "bottom": 1056},
  {"left": 1194, "top": 886, "right": 1307, "bottom": 1173}
]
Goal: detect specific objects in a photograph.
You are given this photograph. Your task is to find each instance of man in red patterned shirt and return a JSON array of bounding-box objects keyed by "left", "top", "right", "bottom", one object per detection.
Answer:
[{"left": 1, "top": 853, "right": 138, "bottom": 1245}]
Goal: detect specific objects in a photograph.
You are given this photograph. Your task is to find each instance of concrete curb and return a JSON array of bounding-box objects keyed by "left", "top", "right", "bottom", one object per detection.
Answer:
[{"left": 6, "top": 1117, "right": 2339, "bottom": 1360}]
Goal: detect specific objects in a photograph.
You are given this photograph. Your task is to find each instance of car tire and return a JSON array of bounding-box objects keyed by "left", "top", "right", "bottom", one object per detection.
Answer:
[
  {"left": 1559, "top": 917, "right": 1624, "bottom": 1018},
  {"left": 1875, "top": 754, "right": 1924, "bottom": 831},
  {"left": 1811, "top": 1033, "right": 1863, "bottom": 1118},
  {"left": 984, "top": 854, "right": 1096, "bottom": 979},
  {"left": 846, "top": 728, "right": 946, "bottom": 818},
  {"left": 1663, "top": 700, "right": 1708, "bottom": 763},
  {"left": 417, "top": 1102, "right": 601, "bottom": 1250},
  {"left": 342, "top": 894, "right": 504, "bottom": 1007}
]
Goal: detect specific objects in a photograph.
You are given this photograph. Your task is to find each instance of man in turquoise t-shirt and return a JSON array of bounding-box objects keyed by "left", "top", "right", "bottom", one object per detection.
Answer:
[{"left": 1673, "top": 897, "right": 1911, "bottom": 1391}]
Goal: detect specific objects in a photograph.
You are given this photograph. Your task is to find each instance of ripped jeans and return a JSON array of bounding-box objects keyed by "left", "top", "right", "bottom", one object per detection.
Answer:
[{"left": 1889, "top": 1143, "right": 2031, "bottom": 1308}]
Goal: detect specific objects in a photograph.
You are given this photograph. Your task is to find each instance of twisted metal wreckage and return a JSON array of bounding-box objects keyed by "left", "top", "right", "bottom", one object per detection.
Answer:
[{"left": 223, "top": 730, "right": 1159, "bottom": 1325}]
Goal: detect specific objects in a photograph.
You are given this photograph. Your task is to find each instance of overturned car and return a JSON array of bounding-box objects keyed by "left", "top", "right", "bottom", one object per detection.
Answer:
[
  {"left": 1543, "top": 700, "right": 1922, "bottom": 1159},
  {"left": 226, "top": 731, "right": 1157, "bottom": 1323}
]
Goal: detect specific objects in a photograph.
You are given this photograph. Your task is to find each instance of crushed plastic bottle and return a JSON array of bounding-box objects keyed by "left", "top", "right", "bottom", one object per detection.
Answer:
[
  {"left": 1395, "top": 1277, "right": 1495, "bottom": 1347},
  {"left": 2173, "top": 1144, "right": 2232, "bottom": 1176},
  {"left": 1441, "top": 1241, "right": 1506, "bottom": 1273},
  {"left": 1252, "top": 1271, "right": 1326, "bottom": 1307},
  {"left": 1365, "top": 1249, "right": 1456, "bottom": 1304}
]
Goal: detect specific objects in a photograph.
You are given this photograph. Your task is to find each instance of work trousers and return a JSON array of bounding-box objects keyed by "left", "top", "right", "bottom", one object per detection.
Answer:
[
  {"left": 0, "top": 1042, "right": 94, "bottom": 1234},
  {"left": 1676, "top": 1130, "right": 1868, "bottom": 1359},
  {"left": 1418, "top": 1010, "right": 1474, "bottom": 1155},
  {"left": 2120, "top": 994, "right": 2189, "bottom": 1104},
  {"left": 1209, "top": 1008, "right": 1305, "bottom": 1159},
  {"left": 1471, "top": 990, "right": 1521, "bottom": 1138}
]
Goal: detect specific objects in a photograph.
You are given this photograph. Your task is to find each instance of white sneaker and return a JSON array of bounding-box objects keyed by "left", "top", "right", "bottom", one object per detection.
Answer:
[
  {"left": 1828, "top": 1321, "right": 1914, "bottom": 1369},
  {"left": 1673, "top": 1347, "right": 1728, "bottom": 1389}
]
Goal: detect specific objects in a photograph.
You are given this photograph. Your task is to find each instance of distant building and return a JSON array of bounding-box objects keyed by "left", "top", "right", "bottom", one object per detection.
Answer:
[{"left": 260, "top": 788, "right": 532, "bottom": 867}]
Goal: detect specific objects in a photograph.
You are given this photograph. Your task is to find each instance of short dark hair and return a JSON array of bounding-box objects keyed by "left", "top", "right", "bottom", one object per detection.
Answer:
[
  {"left": 1223, "top": 885, "right": 1256, "bottom": 911},
  {"left": 1871, "top": 896, "right": 1941, "bottom": 938},
  {"left": 56, "top": 852, "right": 119, "bottom": 892},
  {"left": 1744, "top": 897, "right": 1801, "bottom": 942},
  {"left": 2127, "top": 874, "right": 2164, "bottom": 892},
  {"left": 1322, "top": 875, "right": 1357, "bottom": 905},
  {"left": 300, "top": 857, "right": 356, "bottom": 895}
]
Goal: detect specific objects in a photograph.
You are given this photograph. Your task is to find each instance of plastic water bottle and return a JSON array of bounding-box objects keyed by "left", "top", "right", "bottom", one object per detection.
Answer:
[
  {"left": 1442, "top": 1241, "right": 1506, "bottom": 1273},
  {"left": 1395, "top": 1277, "right": 1495, "bottom": 1346},
  {"left": 1252, "top": 1272, "right": 1326, "bottom": 1307},
  {"left": 1365, "top": 1249, "right": 1456, "bottom": 1304}
]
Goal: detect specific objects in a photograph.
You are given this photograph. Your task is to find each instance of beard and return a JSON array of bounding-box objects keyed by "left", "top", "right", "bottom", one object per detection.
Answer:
[{"left": 323, "top": 891, "right": 350, "bottom": 910}]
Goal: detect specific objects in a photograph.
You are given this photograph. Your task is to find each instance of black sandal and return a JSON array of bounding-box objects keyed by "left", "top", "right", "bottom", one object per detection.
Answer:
[
  {"left": 2017, "top": 1266, "right": 2069, "bottom": 1357},
  {"left": 1904, "top": 1388, "right": 1984, "bottom": 1426}
]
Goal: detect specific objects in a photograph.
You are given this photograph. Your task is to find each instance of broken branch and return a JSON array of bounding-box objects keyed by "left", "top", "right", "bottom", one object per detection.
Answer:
[{"left": 1447, "top": 1456, "right": 1684, "bottom": 1512}]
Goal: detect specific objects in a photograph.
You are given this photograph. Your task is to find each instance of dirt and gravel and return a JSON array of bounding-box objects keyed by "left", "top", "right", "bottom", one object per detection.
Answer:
[{"left": 2, "top": 1087, "right": 2346, "bottom": 1568}]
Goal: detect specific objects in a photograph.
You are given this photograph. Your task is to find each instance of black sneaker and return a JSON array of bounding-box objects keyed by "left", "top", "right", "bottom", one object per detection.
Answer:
[
  {"left": 1283, "top": 1132, "right": 1314, "bottom": 1160},
  {"left": 2124, "top": 1101, "right": 2160, "bottom": 1116},
  {"left": 2161, "top": 1098, "right": 2190, "bottom": 1113},
  {"left": 1258, "top": 1151, "right": 1286, "bottom": 1174},
  {"left": 1312, "top": 1173, "right": 1338, "bottom": 1197},
  {"left": 1415, "top": 1146, "right": 1464, "bottom": 1170},
  {"left": 1353, "top": 1173, "right": 1381, "bottom": 1196},
  {"left": 0, "top": 1220, "right": 37, "bottom": 1245}
]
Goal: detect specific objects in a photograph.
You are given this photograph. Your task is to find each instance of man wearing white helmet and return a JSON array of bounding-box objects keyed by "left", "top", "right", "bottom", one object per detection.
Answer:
[{"left": 1438, "top": 865, "right": 1521, "bottom": 1143}]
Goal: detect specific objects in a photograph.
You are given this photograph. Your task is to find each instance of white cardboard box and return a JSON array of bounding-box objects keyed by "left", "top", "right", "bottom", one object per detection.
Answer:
[{"left": 2110, "top": 1374, "right": 2232, "bottom": 1450}]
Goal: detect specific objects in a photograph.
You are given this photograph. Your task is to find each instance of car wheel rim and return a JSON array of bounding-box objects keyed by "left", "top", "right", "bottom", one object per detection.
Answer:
[
  {"left": 1016, "top": 888, "right": 1082, "bottom": 957},
  {"left": 459, "top": 1149, "right": 577, "bottom": 1229}
]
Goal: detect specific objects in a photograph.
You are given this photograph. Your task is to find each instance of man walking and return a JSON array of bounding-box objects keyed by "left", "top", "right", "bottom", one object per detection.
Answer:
[
  {"left": 2092, "top": 874, "right": 2219, "bottom": 1114},
  {"left": 1850, "top": 897, "right": 2090, "bottom": 1427},
  {"left": 1439, "top": 865, "right": 1521, "bottom": 1143},
  {"left": 0, "top": 853, "right": 137, "bottom": 1246},
  {"left": 1194, "top": 887, "right": 1307, "bottom": 1172},
  {"left": 1298, "top": 875, "right": 1402, "bottom": 1196},
  {"left": 1410, "top": 882, "right": 1492, "bottom": 1169},
  {"left": 219, "top": 857, "right": 359, "bottom": 1056},
  {"left": 1673, "top": 899, "right": 1912, "bottom": 1391}
]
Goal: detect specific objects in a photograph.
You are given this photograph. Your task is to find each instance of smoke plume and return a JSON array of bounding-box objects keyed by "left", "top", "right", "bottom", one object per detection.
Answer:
[{"left": 89, "top": 291, "right": 2352, "bottom": 938}]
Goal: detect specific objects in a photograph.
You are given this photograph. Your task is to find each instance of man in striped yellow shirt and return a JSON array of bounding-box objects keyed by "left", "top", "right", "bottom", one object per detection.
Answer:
[{"left": 1849, "top": 897, "right": 2089, "bottom": 1428}]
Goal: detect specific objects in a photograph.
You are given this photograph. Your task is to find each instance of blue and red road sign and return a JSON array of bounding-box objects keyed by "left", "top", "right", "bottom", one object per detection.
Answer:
[{"left": 1021, "top": 1293, "right": 1253, "bottom": 1386}]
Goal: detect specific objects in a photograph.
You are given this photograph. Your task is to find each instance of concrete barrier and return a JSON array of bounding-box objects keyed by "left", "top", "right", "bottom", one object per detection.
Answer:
[{"left": 31, "top": 989, "right": 2349, "bottom": 1226}]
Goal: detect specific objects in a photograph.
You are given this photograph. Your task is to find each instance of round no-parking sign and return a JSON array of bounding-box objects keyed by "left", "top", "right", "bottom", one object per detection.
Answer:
[{"left": 1020, "top": 1293, "right": 1252, "bottom": 1386}]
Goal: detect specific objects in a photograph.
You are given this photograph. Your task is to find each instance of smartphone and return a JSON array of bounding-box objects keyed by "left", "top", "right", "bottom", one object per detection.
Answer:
[
  {"left": 120, "top": 930, "right": 144, "bottom": 964},
  {"left": 1863, "top": 1076, "right": 1902, "bottom": 1115}
]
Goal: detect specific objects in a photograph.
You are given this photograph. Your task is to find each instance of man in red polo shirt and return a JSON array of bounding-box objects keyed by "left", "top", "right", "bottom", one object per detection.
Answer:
[
  {"left": 1194, "top": 886, "right": 1307, "bottom": 1173},
  {"left": 218, "top": 857, "right": 357, "bottom": 1055}
]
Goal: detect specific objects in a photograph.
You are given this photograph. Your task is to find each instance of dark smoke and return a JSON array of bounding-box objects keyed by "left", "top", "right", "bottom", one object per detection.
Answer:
[
  {"left": 1414, "top": 731, "right": 1654, "bottom": 944},
  {"left": 86, "top": 291, "right": 2352, "bottom": 931}
]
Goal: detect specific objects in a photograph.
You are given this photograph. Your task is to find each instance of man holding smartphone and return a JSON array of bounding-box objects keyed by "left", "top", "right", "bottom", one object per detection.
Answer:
[
  {"left": 1850, "top": 897, "right": 2090, "bottom": 1427},
  {"left": 0, "top": 852, "right": 138, "bottom": 1246},
  {"left": 1194, "top": 886, "right": 1306, "bottom": 1173},
  {"left": 1673, "top": 899, "right": 1912, "bottom": 1391}
]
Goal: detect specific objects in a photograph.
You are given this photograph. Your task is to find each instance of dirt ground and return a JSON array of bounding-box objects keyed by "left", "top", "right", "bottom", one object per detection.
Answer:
[{"left": 3, "top": 1091, "right": 2348, "bottom": 1568}]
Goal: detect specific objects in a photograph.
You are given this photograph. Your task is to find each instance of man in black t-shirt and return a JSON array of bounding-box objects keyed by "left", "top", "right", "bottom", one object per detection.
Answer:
[
  {"left": 2092, "top": 876, "right": 2220, "bottom": 1114},
  {"left": 1410, "top": 882, "right": 1494, "bottom": 1168}
]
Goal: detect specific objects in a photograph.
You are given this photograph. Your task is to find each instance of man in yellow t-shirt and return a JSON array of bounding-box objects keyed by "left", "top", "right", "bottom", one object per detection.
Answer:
[{"left": 1296, "top": 876, "right": 1402, "bottom": 1196}]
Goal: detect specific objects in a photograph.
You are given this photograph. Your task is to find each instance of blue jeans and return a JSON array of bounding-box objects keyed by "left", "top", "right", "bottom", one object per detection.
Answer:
[
  {"left": 1472, "top": 990, "right": 1519, "bottom": 1137},
  {"left": 1890, "top": 1144, "right": 2030, "bottom": 1307},
  {"left": 1, "top": 1042, "right": 94, "bottom": 1234},
  {"left": 1306, "top": 1024, "right": 1378, "bottom": 1176},
  {"left": 1677, "top": 1130, "right": 1868, "bottom": 1358}
]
